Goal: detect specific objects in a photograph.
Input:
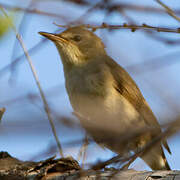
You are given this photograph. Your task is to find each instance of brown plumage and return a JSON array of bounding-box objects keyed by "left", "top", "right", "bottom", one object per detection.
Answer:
[{"left": 39, "top": 26, "right": 171, "bottom": 170}]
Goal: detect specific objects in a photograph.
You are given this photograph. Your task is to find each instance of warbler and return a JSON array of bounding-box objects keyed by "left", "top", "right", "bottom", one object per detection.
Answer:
[{"left": 39, "top": 26, "right": 171, "bottom": 170}]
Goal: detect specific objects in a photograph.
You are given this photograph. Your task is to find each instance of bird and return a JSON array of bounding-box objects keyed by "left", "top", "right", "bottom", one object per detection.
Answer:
[{"left": 39, "top": 26, "right": 171, "bottom": 170}]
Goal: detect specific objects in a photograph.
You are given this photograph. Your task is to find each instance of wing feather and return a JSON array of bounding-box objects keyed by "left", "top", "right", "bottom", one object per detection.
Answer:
[{"left": 105, "top": 56, "right": 171, "bottom": 154}]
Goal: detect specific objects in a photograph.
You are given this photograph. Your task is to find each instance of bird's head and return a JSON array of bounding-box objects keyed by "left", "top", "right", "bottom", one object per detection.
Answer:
[{"left": 39, "top": 26, "right": 106, "bottom": 66}]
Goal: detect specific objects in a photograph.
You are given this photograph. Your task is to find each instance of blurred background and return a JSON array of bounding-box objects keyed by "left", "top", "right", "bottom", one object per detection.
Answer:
[{"left": 0, "top": 0, "right": 180, "bottom": 170}]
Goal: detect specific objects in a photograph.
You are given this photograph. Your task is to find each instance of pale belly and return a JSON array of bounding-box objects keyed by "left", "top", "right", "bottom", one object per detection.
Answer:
[{"left": 69, "top": 89, "right": 146, "bottom": 154}]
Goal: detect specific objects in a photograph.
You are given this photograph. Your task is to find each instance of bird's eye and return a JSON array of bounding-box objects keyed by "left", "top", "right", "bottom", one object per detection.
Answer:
[{"left": 72, "top": 35, "right": 81, "bottom": 42}]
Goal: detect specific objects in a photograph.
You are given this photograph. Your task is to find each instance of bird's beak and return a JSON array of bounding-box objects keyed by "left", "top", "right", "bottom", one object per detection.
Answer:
[{"left": 39, "top": 31, "right": 68, "bottom": 43}]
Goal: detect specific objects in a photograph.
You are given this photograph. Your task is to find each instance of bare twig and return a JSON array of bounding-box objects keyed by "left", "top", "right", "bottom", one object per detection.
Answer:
[
  {"left": 71, "top": 1, "right": 107, "bottom": 24},
  {"left": 143, "top": 32, "right": 180, "bottom": 45},
  {"left": 1, "top": 19, "right": 180, "bottom": 79},
  {"left": 0, "top": 3, "right": 69, "bottom": 21},
  {"left": 126, "top": 50, "right": 180, "bottom": 75},
  {"left": 54, "top": 23, "right": 180, "bottom": 34},
  {"left": 0, "top": 108, "right": 5, "bottom": 122},
  {"left": 77, "top": 135, "right": 89, "bottom": 169},
  {"left": 0, "top": 38, "right": 47, "bottom": 78},
  {"left": 88, "top": 23, "right": 180, "bottom": 33},
  {"left": 57, "top": 0, "right": 180, "bottom": 18},
  {"left": 156, "top": 0, "right": 180, "bottom": 23},
  {"left": 92, "top": 117, "right": 180, "bottom": 170},
  {"left": 0, "top": 7, "right": 64, "bottom": 157},
  {"left": 9, "top": 0, "right": 36, "bottom": 84},
  {"left": 112, "top": 7, "right": 180, "bottom": 45},
  {"left": 0, "top": 28, "right": 63, "bottom": 79}
]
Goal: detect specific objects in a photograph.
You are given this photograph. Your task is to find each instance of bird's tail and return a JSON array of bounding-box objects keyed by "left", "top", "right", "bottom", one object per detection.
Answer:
[{"left": 141, "top": 145, "right": 171, "bottom": 170}]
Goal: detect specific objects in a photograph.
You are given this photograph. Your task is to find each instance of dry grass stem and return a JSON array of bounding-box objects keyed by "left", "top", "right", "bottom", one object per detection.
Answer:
[
  {"left": 0, "top": 6, "right": 64, "bottom": 157},
  {"left": 156, "top": 0, "right": 180, "bottom": 23},
  {"left": 0, "top": 108, "right": 5, "bottom": 122},
  {"left": 77, "top": 135, "right": 89, "bottom": 169},
  {"left": 9, "top": 0, "right": 36, "bottom": 83},
  {"left": 92, "top": 117, "right": 180, "bottom": 170}
]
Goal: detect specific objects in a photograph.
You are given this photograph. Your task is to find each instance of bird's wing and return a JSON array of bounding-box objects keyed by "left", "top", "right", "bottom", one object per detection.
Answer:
[{"left": 105, "top": 56, "right": 171, "bottom": 154}]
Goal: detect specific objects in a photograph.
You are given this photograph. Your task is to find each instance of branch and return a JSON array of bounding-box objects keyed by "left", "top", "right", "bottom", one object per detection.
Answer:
[
  {"left": 156, "top": 0, "right": 180, "bottom": 22},
  {"left": 0, "top": 152, "right": 177, "bottom": 180},
  {"left": 54, "top": 22, "right": 180, "bottom": 34}
]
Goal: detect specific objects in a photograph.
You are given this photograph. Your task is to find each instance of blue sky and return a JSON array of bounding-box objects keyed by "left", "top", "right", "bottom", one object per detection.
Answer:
[{"left": 0, "top": 0, "right": 180, "bottom": 170}]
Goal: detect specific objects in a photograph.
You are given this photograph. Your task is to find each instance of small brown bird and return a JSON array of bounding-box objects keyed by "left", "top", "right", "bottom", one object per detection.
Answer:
[{"left": 39, "top": 26, "right": 171, "bottom": 170}]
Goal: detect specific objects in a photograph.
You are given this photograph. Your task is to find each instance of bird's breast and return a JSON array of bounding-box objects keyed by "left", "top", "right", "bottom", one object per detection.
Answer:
[
  {"left": 65, "top": 69, "right": 141, "bottom": 134},
  {"left": 64, "top": 67, "right": 146, "bottom": 153}
]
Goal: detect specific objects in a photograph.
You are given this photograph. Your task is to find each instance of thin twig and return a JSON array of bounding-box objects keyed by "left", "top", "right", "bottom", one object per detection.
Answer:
[
  {"left": 55, "top": 23, "right": 180, "bottom": 34},
  {"left": 126, "top": 50, "right": 180, "bottom": 75},
  {"left": 92, "top": 117, "right": 180, "bottom": 170},
  {"left": 87, "top": 23, "right": 180, "bottom": 33},
  {"left": 156, "top": 0, "right": 180, "bottom": 23},
  {"left": 113, "top": 6, "right": 180, "bottom": 45},
  {"left": 9, "top": 0, "right": 36, "bottom": 84},
  {"left": 0, "top": 108, "right": 5, "bottom": 122},
  {"left": 0, "top": 7, "right": 64, "bottom": 157},
  {"left": 71, "top": 1, "right": 106, "bottom": 24},
  {"left": 143, "top": 32, "right": 180, "bottom": 45},
  {"left": 52, "top": 0, "right": 180, "bottom": 16},
  {"left": 1, "top": 20, "right": 180, "bottom": 79},
  {"left": 0, "top": 28, "right": 62, "bottom": 79},
  {"left": 0, "top": 2, "right": 69, "bottom": 21},
  {"left": 77, "top": 135, "right": 89, "bottom": 169},
  {"left": 0, "top": 38, "right": 47, "bottom": 78}
]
